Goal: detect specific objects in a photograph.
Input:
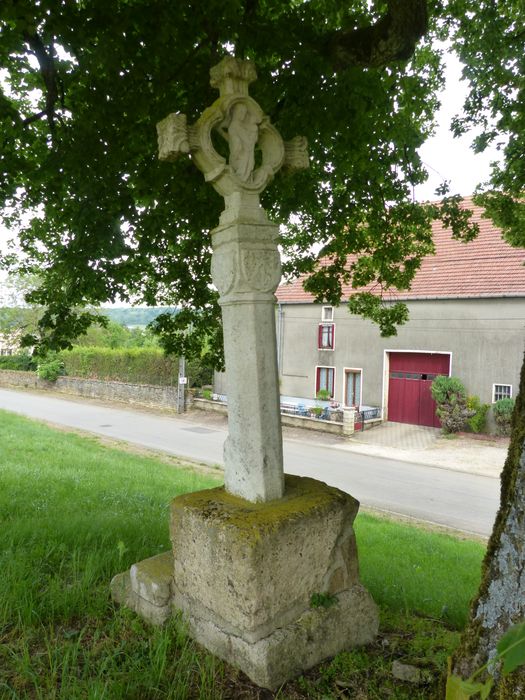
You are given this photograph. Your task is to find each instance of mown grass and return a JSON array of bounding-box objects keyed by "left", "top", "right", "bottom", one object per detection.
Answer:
[
  {"left": 0, "top": 409, "right": 486, "bottom": 698},
  {"left": 356, "top": 514, "right": 484, "bottom": 629}
]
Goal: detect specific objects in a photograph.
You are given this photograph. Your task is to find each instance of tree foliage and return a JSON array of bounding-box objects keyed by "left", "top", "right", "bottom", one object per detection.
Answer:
[
  {"left": 74, "top": 318, "right": 158, "bottom": 349},
  {"left": 36, "top": 353, "right": 65, "bottom": 381},
  {"left": 0, "top": 273, "right": 43, "bottom": 343},
  {"left": 0, "top": 0, "right": 482, "bottom": 360},
  {"left": 102, "top": 306, "right": 179, "bottom": 328},
  {"left": 446, "top": 0, "right": 525, "bottom": 244}
]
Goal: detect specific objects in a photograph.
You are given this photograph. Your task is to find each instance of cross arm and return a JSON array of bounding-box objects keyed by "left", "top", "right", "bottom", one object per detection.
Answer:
[
  {"left": 157, "top": 113, "right": 191, "bottom": 162},
  {"left": 282, "top": 136, "right": 309, "bottom": 173}
]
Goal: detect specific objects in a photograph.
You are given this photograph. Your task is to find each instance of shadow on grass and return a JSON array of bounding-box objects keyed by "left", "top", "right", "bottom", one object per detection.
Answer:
[{"left": 0, "top": 410, "right": 485, "bottom": 698}]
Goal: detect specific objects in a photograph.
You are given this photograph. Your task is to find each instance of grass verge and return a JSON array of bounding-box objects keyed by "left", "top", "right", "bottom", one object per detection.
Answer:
[{"left": 0, "top": 409, "right": 486, "bottom": 698}]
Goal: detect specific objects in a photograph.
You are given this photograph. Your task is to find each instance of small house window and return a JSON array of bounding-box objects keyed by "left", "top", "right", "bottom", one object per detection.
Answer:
[
  {"left": 493, "top": 384, "right": 512, "bottom": 402},
  {"left": 318, "top": 323, "right": 335, "bottom": 350},
  {"left": 322, "top": 306, "right": 334, "bottom": 322},
  {"left": 316, "top": 366, "right": 335, "bottom": 398},
  {"left": 345, "top": 370, "right": 362, "bottom": 407}
]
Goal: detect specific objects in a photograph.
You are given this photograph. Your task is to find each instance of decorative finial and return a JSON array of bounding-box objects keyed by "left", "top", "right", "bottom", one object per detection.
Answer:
[{"left": 209, "top": 56, "right": 257, "bottom": 97}]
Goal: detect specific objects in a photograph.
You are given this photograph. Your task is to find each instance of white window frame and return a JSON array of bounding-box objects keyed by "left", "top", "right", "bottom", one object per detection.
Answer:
[
  {"left": 315, "top": 365, "right": 336, "bottom": 399},
  {"left": 342, "top": 367, "right": 363, "bottom": 409},
  {"left": 322, "top": 306, "right": 334, "bottom": 322},
  {"left": 492, "top": 383, "right": 512, "bottom": 403},
  {"left": 318, "top": 322, "right": 335, "bottom": 350}
]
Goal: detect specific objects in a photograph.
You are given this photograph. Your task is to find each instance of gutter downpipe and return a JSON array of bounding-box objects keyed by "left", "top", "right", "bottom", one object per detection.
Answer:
[{"left": 277, "top": 303, "right": 284, "bottom": 374}]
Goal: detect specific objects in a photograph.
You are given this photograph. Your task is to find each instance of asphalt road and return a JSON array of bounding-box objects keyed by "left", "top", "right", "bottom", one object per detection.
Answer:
[{"left": 0, "top": 388, "right": 499, "bottom": 537}]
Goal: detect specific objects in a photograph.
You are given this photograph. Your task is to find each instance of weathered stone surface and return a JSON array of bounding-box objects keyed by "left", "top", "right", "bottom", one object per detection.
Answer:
[
  {"left": 110, "top": 570, "right": 132, "bottom": 606},
  {"left": 0, "top": 370, "right": 185, "bottom": 411},
  {"left": 130, "top": 551, "right": 173, "bottom": 607},
  {"left": 166, "top": 475, "right": 378, "bottom": 687},
  {"left": 170, "top": 475, "right": 362, "bottom": 642},
  {"left": 111, "top": 552, "right": 173, "bottom": 626},
  {"left": 157, "top": 57, "right": 309, "bottom": 503},
  {"left": 343, "top": 407, "right": 356, "bottom": 436},
  {"left": 186, "top": 585, "right": 378, "bottom": 690},
  {"left": 214, "top": 220, "right": 284, "bottom": 502},
  {"left": 111, "top": 59, "right": 376, "bottom": 690},
  {"left": 112, "top": 476, "right": 378, "bottom": 687}
]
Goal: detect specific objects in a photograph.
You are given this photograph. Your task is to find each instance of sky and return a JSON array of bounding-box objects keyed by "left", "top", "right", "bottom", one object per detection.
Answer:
[{"left": 414, "top": 51, "right": 500, "bottom": 202}]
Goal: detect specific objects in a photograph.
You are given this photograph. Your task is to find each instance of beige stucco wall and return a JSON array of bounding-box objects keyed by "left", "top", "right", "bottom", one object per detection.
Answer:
[{"left": 277, "top": 297, "right": 525, "bottom": 411}]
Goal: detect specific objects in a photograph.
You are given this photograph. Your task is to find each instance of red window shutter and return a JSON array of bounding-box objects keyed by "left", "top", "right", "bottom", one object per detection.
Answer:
[
  {"left": 316, "top": 367, "right": 321, "bottom": 394},
  {"left": 318, "top": 324, "right": 323, "bottom": 348},
  {"left": 330, "top": 324, "right": 335, "bottom": 349}
]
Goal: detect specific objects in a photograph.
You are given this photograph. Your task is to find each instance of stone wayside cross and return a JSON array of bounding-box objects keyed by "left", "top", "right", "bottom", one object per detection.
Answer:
[
  {"left": 157, "top": 56, "right": 308, "bottom": 502},
  {"left": 112, "top": 58, "right": 376, "bottom": 690}
]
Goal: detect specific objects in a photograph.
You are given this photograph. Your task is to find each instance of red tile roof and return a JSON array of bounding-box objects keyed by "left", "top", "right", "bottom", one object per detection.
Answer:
[{"left": 276, "top": 197, "right": 525, "bottom": 303}]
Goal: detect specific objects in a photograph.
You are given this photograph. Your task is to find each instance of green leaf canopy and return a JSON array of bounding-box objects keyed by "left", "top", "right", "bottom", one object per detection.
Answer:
[{"left": 0, "top": 1, "right": 512, "bottom": 360}]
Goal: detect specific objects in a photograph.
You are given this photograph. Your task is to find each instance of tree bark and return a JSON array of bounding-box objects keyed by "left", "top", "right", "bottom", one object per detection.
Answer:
[
  {"left": 324, "top": 0, "right": 429, "bottom": 69},
  {"left": 450, "top": 351, "right": 525, "bottom": 696}
]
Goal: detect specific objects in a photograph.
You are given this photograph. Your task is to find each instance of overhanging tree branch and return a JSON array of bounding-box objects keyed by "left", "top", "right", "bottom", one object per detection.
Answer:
[
  {"left": 324, "top": 0, "right": 429, "bottom": 69},
  {"left": 22, "top": 109, "right": 47, "bottom": 125},
  {"left": 23, "top": 30, "right": 62, "bottom": 133}
]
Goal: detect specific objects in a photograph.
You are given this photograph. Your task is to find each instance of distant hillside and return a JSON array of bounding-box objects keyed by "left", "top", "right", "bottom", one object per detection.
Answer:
[{"left": 100, "top": 307, "right": 179, "bottom": 327}]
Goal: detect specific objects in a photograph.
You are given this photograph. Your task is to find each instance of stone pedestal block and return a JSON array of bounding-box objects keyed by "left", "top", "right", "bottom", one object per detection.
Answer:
[
  {"left": 111, "top": 476, "right": 378, "bottom": 690},
  {"left": 170, "top": 475, "right": 378, "bottom": 688},
  {"left": 343, "top": 407, "right": 357, "bottom": 436}
]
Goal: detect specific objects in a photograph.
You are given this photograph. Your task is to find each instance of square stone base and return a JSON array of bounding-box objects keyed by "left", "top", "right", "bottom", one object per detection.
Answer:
[{"left": 111, "top": 475, "right": 378, "bottom": 689}]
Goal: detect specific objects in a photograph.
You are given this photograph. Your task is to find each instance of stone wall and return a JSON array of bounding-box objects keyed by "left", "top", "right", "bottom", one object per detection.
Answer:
[
  {"left": 0, "top": 370, "right": 183, "bottom": 412},
  {"left": 0, "top": 369, "right": 40, "bottom": 389}
]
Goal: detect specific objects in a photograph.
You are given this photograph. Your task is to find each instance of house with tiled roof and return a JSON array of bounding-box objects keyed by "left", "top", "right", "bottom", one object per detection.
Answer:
[{"left": 273, "top": 198, "right": 525, "bottom": 428}]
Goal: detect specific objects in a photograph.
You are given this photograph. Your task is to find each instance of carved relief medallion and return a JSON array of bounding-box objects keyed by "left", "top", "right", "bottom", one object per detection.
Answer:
[
  {"left": 211, "top": 249, "right": 238, "bottom": 297},
  {"left": 241, "top": 249, "right": 281, "bottom": 293}
]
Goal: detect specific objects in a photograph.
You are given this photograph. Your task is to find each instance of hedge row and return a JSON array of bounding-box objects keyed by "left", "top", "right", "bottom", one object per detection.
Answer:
[
  {"left": 0, "top": 354, "right": 38, "bottom": 371},
  {"left": 59, "top": 347, "right": 212, "bottom": 387}
]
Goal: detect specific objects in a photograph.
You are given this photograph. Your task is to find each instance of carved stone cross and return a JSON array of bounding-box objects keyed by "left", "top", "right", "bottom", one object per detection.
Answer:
[{"left": 157, "top": 56, "right": 309, "bottom": 502}]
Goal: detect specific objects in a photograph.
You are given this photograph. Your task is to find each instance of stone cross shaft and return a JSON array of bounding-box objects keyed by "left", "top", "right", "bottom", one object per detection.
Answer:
[{"left": 157, "top": 56, "right": 308, "bottom": 503}]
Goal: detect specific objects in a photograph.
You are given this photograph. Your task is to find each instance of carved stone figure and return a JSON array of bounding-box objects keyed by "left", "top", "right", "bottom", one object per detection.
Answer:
[{"left": 223, "top": 102, "right": 260, "bottom": 181}]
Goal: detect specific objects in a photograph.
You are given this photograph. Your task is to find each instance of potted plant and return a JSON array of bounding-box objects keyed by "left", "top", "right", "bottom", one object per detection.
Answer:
[
  {"left": 309, "top": 406, "right": 324, "bottom": 419},
  {"left": 316, "top": 389, "right": 331, "bottom": 403}
]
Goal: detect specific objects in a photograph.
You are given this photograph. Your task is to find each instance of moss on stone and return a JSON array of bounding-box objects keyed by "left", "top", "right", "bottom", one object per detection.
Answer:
[
  {"left": 137, "top": 552, "right": 173, "bottom": 580},
  {"left": 171, "top": 475, "right": 357, "bottom": 547}
]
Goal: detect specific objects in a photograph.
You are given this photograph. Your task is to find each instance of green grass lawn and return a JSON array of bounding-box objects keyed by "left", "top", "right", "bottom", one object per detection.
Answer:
[{"left": 0, "top": 409, "right": 486, "bottom": 699}]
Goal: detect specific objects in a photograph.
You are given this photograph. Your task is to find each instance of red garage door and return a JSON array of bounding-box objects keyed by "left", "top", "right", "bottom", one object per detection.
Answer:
[{"left": 388, "top": 352, "right": 450, "bottom": 428}]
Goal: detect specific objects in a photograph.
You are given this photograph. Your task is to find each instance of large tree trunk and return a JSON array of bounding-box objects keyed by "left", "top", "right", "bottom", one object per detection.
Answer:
[{"left": 450, "top": 350, "right": 525, "bottom": 696}]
